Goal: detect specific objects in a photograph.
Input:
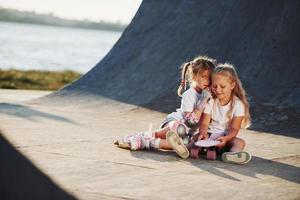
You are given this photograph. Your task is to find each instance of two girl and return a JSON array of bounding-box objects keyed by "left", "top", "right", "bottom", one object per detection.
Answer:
[
  {"left": 116, "top": 56, "right": 252, "bottom": 164},
  {"left": 170, "top": 63, "right": 252, "bottom": 164}
]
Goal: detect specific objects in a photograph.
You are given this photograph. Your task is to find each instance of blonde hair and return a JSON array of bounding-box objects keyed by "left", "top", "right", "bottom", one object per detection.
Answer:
[
  {"left": 177, "top": 55, "right": 216, "bottom": 96},
  {"left": 213, "top": 63, "right": 251, "bottom": 128}
]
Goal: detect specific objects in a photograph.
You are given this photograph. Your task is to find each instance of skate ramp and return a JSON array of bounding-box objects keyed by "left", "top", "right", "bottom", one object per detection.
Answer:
[{"left": 44, "top": 0, "right": 300, "bottom": 132}]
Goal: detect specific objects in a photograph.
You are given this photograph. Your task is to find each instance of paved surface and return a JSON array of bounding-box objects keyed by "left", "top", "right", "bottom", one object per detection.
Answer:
[
  {"left": 1, "top": 1, "right": 300, "bottom": 199},
  {"left": 0, "top": 89, "right": 299, "bottom": 200}
]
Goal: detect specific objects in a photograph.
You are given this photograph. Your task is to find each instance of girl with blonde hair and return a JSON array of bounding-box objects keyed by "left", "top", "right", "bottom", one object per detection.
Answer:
[{"left": 196, "top": 63, "right": 252, "bottom": 164}]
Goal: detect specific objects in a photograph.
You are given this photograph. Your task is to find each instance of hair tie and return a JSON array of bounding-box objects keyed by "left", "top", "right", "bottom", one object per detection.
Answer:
[{"left": 181, "top": 80, "right": 187, "bottom": 90}]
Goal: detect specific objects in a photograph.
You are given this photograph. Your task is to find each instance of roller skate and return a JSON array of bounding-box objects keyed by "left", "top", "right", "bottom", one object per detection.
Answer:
[
  {"left": 114, "top": 133, "right": 146, "bottom": 150},
  {"left": 166, "top": 131, "right": 190, "bottom": 159}
]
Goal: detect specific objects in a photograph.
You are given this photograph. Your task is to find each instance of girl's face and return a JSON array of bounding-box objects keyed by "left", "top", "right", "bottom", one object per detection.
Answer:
[
  {"left": 192, "top": 70, "right": 210, "bottom": 91},
  {"left": 211, "top": 73, "right": 235, "bottom": 103}
]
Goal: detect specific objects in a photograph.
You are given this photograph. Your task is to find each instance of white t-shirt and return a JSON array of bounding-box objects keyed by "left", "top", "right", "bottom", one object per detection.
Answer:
[
  {"left": 166, "top": 87, "right": 206, "bottom": 121},
  {"left": 203, "top": 97, "right": 245, "bottom": 137}
]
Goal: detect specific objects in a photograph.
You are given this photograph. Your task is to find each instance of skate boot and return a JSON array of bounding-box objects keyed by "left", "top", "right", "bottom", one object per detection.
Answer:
[
  {"left": 114, "top": 133, "right": 146, "bottom": 151},
  {"left": 166, "top": 131, "right": 189, "bottom": 159}
]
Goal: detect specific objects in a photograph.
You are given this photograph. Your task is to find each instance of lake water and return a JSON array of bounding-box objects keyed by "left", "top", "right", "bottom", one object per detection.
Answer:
[{"left": 0, "top": 22, "right": 122, "bottom": 73}]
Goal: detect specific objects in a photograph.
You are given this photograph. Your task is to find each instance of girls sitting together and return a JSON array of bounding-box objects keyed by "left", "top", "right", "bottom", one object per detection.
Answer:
[{"left": 115, "top": 55, "right": 251, "bottom": 164}]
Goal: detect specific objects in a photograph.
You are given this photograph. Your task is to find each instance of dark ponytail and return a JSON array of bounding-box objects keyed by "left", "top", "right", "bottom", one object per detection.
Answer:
[{"left": 177, "top": 62, "right": 191, "bottom": 96}]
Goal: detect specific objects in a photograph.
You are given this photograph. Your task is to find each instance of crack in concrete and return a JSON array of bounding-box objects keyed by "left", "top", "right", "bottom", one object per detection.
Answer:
[
  {"left": 271, "top": 155, "right": 300, "bottom": 161},
  {"left": 15, "top": 139, "right": 107, "bottom": 149},
  {"left": 76, "top": 190, "right": 138, "bottom": 200},
  {"left": 25, "top": 150, "right": 157, "bottom": 170}
]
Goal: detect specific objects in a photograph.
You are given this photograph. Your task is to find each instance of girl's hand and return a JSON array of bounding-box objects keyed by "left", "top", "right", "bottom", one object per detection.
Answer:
[
  {"left": 216, "top": 136, "right": 227, "bottom": 147},
  {"left": 198, "top": 133, "right": 208, "bottom": 141}
]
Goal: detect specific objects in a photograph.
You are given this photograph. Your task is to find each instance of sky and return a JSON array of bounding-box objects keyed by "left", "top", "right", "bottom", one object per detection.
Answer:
[{"left": 0, "top": 0, "right": 142, "bottom": 24}]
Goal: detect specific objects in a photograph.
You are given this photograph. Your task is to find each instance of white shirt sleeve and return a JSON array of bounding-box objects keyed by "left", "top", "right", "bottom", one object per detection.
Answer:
[
  {"left": 233, "top": 99, "right": 245, "bottom": 117},
  {"left": 180, "top": 90, "right": 195, "bottom": 112}
]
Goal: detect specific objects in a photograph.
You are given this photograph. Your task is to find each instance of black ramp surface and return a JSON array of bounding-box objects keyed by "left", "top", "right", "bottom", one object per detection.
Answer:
[{"left": 45, "top": 0, "right": 300, "bottom": 132}]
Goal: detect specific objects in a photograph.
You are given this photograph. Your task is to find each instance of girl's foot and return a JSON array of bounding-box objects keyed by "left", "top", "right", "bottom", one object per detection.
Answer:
[
  {"left": 166, "top": 131, "right": 189, "bottom": 159},
  {"left": 221, "top": 151, "right": 251, "bottom": 164}
]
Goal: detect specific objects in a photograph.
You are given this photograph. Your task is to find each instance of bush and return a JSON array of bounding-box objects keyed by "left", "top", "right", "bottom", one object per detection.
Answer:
[{"left": 0, "top": 69, "right": 82, "bottom": 90}]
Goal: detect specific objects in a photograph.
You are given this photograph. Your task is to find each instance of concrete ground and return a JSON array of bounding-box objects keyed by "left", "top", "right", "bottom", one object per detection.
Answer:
[{"left": 0, "top": 89, "right": 299, "bottom": 200}]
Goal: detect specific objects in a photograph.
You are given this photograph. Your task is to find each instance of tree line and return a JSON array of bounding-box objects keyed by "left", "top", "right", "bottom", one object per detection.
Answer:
[{"left": 0, "top": 7, "right": 126, "bottom": 32}]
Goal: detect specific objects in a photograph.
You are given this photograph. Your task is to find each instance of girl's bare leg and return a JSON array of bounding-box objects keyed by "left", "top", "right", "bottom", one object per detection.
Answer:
[
  {"left": 154, "top": 126, "right": 169, "bottom": 139},
  {"left": 226, "top": 137, "right": 246, "bottom": 152},
  {"left": 154, "top": 120, "right": 177, "bottom": 139},
  {"left": 159, "top": 139, "right": 172, "bottom": 150},
  {"left": 154, "top": 121, "right": 179, "bottom": 150}
]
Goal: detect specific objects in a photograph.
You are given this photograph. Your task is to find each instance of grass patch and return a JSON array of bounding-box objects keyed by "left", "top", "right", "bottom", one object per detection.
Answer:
[{"left": 0, "top": 69, "right": 82, "bottom": 90}]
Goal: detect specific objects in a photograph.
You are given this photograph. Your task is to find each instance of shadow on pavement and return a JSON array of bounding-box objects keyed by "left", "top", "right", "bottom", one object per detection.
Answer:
[
  {"left": 0, "top": 103, "right": 78, "bottom": 125},
  {"left": 190, "top": 155, "right": 300, "bottom": 184},
  {"left": 0, "top": 131, "right": 77, "bottom": 200},
  {"left": 130, "top": 150, "right": 300, "bottom": 184}
]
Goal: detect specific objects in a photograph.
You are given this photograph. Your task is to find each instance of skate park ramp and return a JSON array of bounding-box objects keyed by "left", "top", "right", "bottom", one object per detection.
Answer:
[
  {"left": 43, "top": 0, "right": 300, "bottom": 132},
  {"left": 1, "top": 1, "right": 300, "bottom": 199}
]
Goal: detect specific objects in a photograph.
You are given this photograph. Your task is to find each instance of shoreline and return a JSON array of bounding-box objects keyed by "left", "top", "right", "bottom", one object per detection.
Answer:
[
  {"left": 0, "top": 7, "right": 127, "bottom": 32},
  {"left": 0, "top": 20, "right": 123, "bottom": 33},
  {"left": 0, "top": 69, "right": 81, "bottom": 91}
]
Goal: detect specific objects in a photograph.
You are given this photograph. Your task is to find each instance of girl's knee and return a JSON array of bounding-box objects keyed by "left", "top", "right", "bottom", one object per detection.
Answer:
[
  {"left": 234, "top": 137, "right": 246, "bottom": 147},
  {"left": 167, "top": 120, "right": 178, "bottom": 129},
  {"left": 228, "top": 137, "right": 246, "bottom": 152}
]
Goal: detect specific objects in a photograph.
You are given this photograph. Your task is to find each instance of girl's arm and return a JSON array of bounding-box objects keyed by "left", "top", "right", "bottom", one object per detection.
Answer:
[
  {"left": 192, "top": 107, "right": 204, "bottom": 119},
  {"left": 193, "top": 91, "right": 212, "bottom": 119},
  {"left": 186, "top": 113, "right": 210, "bottom": 149},
  {"left": 197, "top": 113, "right": 211, "bottom": 140},
  {"left": 216, "top": 116, "right": 244, "bottom": 147},
  {"left": 182, "top": 97, "right": 209, "bottom": 124},
  {"left": 182, "top": 89, "right": 212, "bottom": 122}
]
